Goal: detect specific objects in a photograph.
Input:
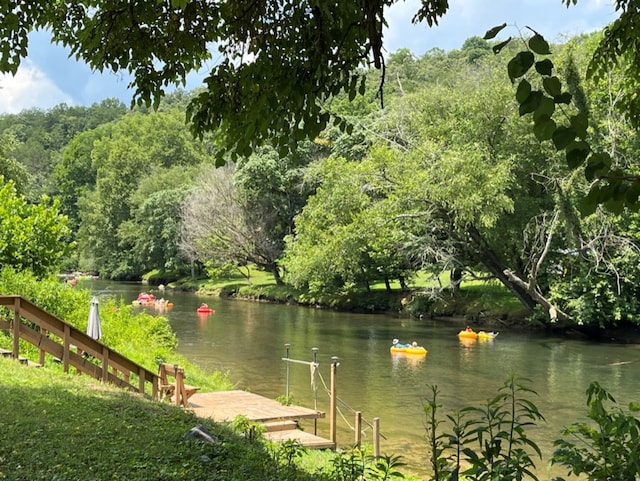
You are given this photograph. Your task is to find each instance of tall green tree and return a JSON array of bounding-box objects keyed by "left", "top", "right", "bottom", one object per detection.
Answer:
[
  {"left": 283, "top": 149, "right": 419, "bottom": 294},
  {"left": 76, "top": 111, "right": 209, "bottom": 278},
  {"left": 0, "top": 100, "right": 127, "bottom": 199},
  {"left": 0, "top": 178, "right": 72, "bottom": 277},
  {"left": 0, "top": 131, "right": 30, "bottom": 192}
]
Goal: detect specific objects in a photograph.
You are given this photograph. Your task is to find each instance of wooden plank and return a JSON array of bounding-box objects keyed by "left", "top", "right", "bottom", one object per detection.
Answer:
[
  {"left": 188, "top": 390, "right": 325, "bottom": 423},
  {"left": 263, "top": 429, "right": 335, "bottom": 449},
  {"left": 263, "top": 420, "right": 298, "bottom": 432}
]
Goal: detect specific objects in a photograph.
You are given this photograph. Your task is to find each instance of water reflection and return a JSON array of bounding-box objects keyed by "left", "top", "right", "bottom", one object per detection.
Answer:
[{"left": 86, "top": 279, "right": 640, "bottom": 479}]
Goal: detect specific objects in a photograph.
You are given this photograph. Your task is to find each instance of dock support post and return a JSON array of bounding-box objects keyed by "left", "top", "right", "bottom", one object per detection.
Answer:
[
  {"left": 373, "top": 417, "right": 380, "bottom": 458},
  {"left": 330, "top": 356, "right": 339, "bottom": 448},
  {"left": 312, "top": 347, "right": 319, "bottom": 435},
  {"left": 355, "top": 411, "right": 362, "bottom": 448}
]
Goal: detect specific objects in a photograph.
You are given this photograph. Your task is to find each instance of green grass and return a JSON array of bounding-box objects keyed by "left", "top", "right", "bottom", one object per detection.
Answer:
[
  {"left": 0, "top": 357, "right": 422, "bottom": 481},
  {"left": 0, "top": 357, "right": 325, "bottom": 481}
]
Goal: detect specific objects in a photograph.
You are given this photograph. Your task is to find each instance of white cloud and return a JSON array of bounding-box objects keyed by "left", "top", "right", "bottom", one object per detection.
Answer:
[{"left": 0, "top": 60, "right": 73, "bottom": 113}]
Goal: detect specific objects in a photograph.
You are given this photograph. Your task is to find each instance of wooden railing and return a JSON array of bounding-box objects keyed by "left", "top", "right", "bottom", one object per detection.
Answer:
[{"left": 0, "top": 295, "right": 159, "bottom": 399}]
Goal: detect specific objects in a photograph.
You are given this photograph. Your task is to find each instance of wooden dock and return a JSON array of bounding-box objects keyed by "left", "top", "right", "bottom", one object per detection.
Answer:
[{"left": 187, "top": 390, "right": 334, "bottom": 449}]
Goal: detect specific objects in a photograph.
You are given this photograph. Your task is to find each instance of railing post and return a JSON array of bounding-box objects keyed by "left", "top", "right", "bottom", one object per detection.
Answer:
[
  {"left": 330, "top": 356, "right": 339, "bottom": 448},
  {"left": 175, "top": 364, "right": 182, "bottom": 406},
  {"left": 139, "top": 366, "right": 147, "bottom": 396},
  {"left": 355, "top": 411, "right": 362, "bottom": 448},
  {"left": 373, "top": 417, "right": 380, "bottom": 458},
  {"left": 63, "top": 324, "right": 71, "bottom": 373},
  {"left": 39, "top": 328, "right": 47, "bottom": 366},
  {"left": 12, "top": 297, "right": 20, "bottom": 359},
  {"left": 101, "top": 346, "right": 109, "bottom": 381}
]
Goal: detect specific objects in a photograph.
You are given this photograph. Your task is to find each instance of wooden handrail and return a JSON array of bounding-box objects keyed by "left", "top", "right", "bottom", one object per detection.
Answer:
[{"left": 0, "top": 295, "right": 160, "bottom": 399}]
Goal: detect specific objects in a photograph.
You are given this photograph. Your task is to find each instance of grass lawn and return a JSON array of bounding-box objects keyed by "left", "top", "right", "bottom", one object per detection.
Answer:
[{"left": 0, "top": 356, "right": 326, "bottom": 481}]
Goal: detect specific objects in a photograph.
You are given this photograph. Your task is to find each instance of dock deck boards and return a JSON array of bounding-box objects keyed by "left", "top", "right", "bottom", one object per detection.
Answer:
[
  {"left": 188, "top": 390, "right": 325, "bottom": 423},
  {"left": 187, "top": 390, "right": 333, "bottom": 449}
]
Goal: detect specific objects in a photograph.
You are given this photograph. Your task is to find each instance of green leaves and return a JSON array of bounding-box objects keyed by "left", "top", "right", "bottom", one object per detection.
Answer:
[
  {"left": 528, "top": 33, "right": 551, "bottom": 55},
  {"left": 551, "top": 126, "right": 575, "bottom": 150},
  {"left": 494, "top": 27, "right": 640, "bottom": 213},
  {"left": 483, "top": 23, "right": 507, "bottom": 40},
  {"left": 542, "top": 76, "right": 562, "bottom": 96},
  {"left": 0, "top": 179, "right": 72, "bottom": 276},
  {"left": 552, "top": 382, "right": 640, "bottom": 479},
  {"left": 508, "top": 51, "right": 535, "bottom": 81}
]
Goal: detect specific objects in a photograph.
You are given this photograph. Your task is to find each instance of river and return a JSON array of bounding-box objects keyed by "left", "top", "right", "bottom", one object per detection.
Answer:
[{"left": 86, "top": 279, "right": 640, "bottom": 478}]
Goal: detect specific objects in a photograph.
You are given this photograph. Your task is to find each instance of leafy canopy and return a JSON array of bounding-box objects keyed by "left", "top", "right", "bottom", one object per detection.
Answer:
[
  {"left": 2, "top": 1, "right": 640, "bottom": 207},
  {"left": 0, "top": 0, "right": 449, "bottom": 161}
]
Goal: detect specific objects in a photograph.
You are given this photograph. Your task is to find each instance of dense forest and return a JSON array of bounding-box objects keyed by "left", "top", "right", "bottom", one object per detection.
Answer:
[{"left": 1, "top": 32, "right": 639, "bottom": 330}]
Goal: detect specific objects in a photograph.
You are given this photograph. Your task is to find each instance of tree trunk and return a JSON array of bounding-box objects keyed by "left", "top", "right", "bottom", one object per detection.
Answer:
[
  {"left": 465, "top": 225, "right": 538, "bottom": 313},
  {"left": 503, "top": 269, "right": 572, "bottom": 326},
  {"left": 271, "top": 263, "right": 284, "bottom": 286},
  {"left": 384, "top": 277, "right": 391, "bottom": 292},
  {"left": 450, "top": 267, "right": 463, "bottom": 296}
]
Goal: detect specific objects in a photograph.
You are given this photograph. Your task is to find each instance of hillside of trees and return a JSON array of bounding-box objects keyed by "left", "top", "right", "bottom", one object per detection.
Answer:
[{"left": 1, "top": 33, "right": 639, "bottom": 331}]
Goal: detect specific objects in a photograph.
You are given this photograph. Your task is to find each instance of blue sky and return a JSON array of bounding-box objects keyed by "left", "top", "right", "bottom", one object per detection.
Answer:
[{"left": 0, "top": 0, "right": 616, "bottom": 114}]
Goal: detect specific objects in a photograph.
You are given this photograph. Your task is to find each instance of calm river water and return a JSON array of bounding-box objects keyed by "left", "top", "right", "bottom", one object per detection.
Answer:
[{"left": 87, "top": 279, "right": 640, "bottom": 478}]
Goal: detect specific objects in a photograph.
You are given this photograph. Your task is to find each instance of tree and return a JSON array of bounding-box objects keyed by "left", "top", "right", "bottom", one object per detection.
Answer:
[
  {"left": 485, "top": 9, "right": 640, "bottom": 212},
  {"left": 0, "top": 100, "right": 127, "bottom": 199},
  {"left": 180, "top": 164, "right": 287, "bottom": 282},
  {"left": 0, "top": 177, "right": 72, "bottom": 276},
  {"left": 282, "top": 150, "right": 419, "bottom": 294},
  {"left": 54, "top": 125, "right": 113, "bottom": 232},
  {"left": 0, "top": 131, "right": 30, "bottom": 192},
  {"left": 75, "top": 110, "right": 209, "bottom": 278}
]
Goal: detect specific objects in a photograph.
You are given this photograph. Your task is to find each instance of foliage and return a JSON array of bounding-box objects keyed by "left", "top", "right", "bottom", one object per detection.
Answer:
[
  {"left": 0, "top": 99, "right": 127, "bottom": 199},
  {"left": 486, "top": 24, "right": 640, "bottom": 213},
  {"left": 2, "top": 1, "right": 639, "bottom": 216},
  {"left": 179, "top": 164, "right": 277, "bottom": 278},
  {"left": 320, "top": 447, "right": 405, "bottom": 481},
  {"left": 424, "top": 375, "right": 544, "bottom": 481},
  {"left": 0, "top": 178, "right": 73, "bottom": 277},
  {"left": 74, "top": 111, "right": 209, "bottom": 278},
  {"left": 229, "top": 414, "right": 266, "bottom": 443},
  {"left": 0, "top": 267, "right": 88, "bottom": 326},
  {"left": 551, "top": 381, "right": 640, "bottom": 480},
  {"left": 0, "top": 130, "right": 30, "bottom": 191},
  {"left": 282, "top": 149, "right": 418, "bottom": 295}
]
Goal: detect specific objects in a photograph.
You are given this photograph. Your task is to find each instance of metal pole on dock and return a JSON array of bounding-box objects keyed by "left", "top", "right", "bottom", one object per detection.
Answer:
[
  {"left": 330, "top": 356, "right": 339, "bottom": 447},
  {"left": 373, "top": 417, "right": 380, "bottom": 458},
  {"left": 312, "top": 347, "right": 319, "bottom": 435},
  {"left": 285, "top": 343, "right": 291, "bottom": 398}
]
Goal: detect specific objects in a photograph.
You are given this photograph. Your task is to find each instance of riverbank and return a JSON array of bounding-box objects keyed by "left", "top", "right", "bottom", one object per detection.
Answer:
[
  {"left": 163, "top": 270, "right": 531, "bottom": 326},
  {"left": 156, "top": 270, "right": 640, "bottom": 343}
]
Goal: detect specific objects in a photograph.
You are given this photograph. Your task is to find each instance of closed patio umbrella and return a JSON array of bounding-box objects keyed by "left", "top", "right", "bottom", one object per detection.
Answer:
[{"left": 87, "top": 296, "right": 102, "bottom": 340}]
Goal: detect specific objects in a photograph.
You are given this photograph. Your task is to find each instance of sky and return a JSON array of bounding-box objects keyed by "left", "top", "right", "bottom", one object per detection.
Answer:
[{"left": 0, "top": 0, "right": 617, "bottom": 114}]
